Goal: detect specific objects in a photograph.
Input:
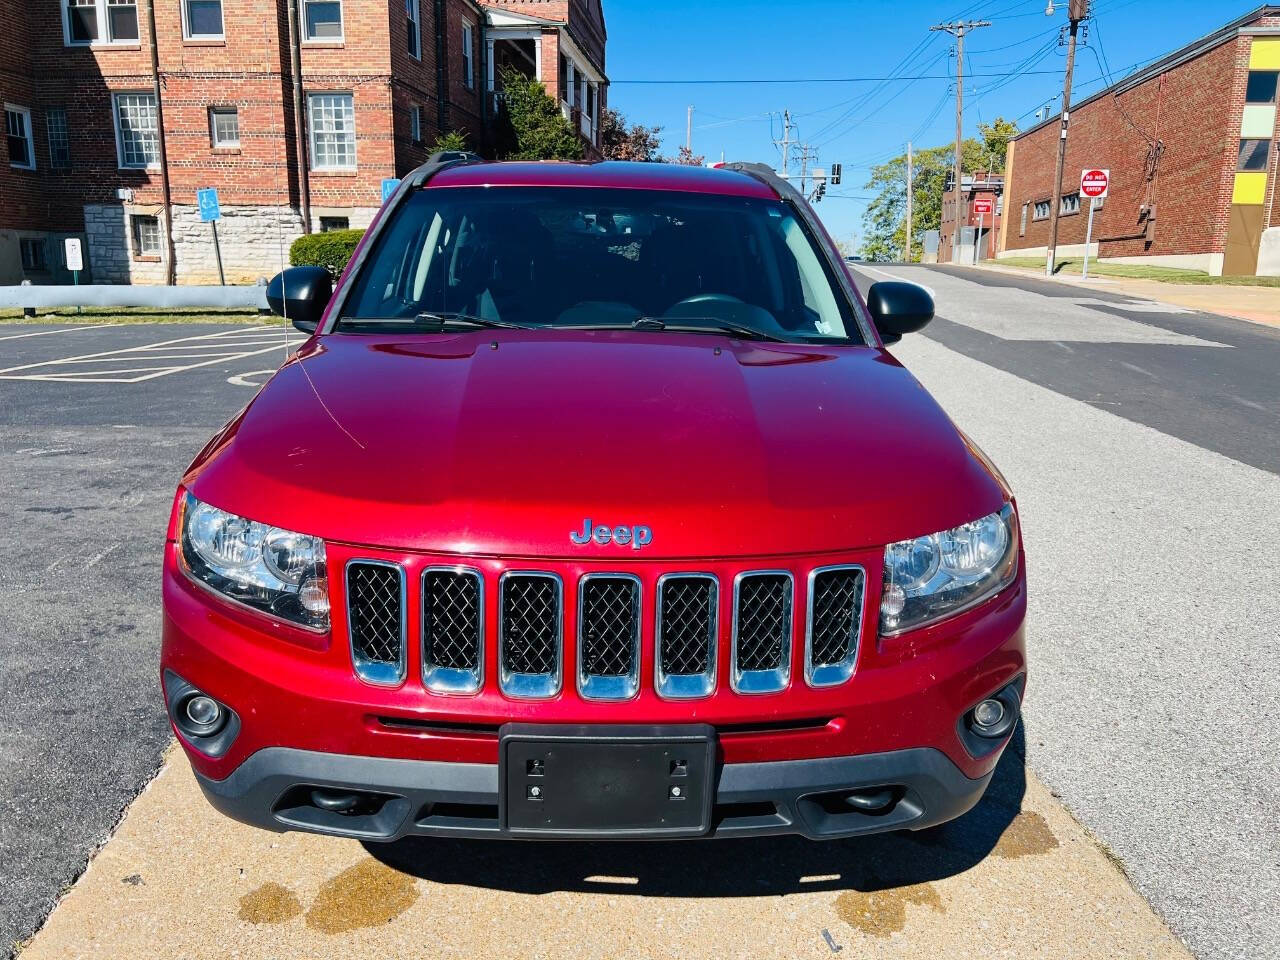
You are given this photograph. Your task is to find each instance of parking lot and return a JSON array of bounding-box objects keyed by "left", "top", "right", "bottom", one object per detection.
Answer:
[{"left": 3, "top": 279, "right": 1278, "bottom": 959}]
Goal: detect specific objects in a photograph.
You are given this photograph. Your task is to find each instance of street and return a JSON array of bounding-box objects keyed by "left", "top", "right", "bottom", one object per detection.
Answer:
[{"left": 3, "top": 270, "right": 1277, "bottom": 959}]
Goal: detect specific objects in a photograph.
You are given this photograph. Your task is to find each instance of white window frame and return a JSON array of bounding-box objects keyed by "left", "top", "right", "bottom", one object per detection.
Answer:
[
  {"left": 307, "top": 92, "right": 356, "bottom": 171},
  {"left": 131, "top": 214, "right": 161, "bottom": 257},
  {"left": 410, "top": 104, "right": 421, "bottom": 143},
  {"left": 5, "top": 104, "right": 35, "bottom": 171},
  {"left": 112, "top": 91, "right": 160, "bottom": 170},
  {"left": 405, "top": 0, "right": 421, "bottom": 59},
  {"left": 302, "top": 0, "right": 344, "bottom": 42},
  {"left": 209, "top": 105, "right": 239, "bottom": 148},
  {"left": 461, "top": 20, "right": 475, "bottom": 90},
  {"left": 181, "top": 0, "right": 225, "bottom": 40},
  {"left": 61, "top": 0, "right": 139, "bottom": 47}
]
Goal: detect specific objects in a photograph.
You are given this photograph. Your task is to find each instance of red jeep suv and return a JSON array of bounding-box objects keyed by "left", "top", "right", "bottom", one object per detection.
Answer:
[{"left": 161, "top": 156, "right": 1026, "bottom": 841}]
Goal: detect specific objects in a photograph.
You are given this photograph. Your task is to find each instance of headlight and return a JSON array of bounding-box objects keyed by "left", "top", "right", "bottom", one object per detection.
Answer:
[
  {"left": 880, "top": 504, "right": 1019, "bottom": 634},
  {"left": 179, "top": 492, "right": 329, "bottom": 630}
]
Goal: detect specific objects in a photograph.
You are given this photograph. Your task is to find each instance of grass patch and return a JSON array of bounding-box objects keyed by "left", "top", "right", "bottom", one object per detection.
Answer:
[
  {"left": 991, "top": 257, "right": 1280, "bottom": 287},
  {"left": 0, "top": 306, "right": 278, "bottom": 325}
]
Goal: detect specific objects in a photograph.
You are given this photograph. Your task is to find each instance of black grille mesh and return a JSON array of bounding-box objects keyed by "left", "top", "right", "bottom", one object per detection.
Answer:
[
  {"left": 501, "top": 575, "right": 559, "bottom": 675},
  {"left": 580, "top": 578, "right": 639, "bottom": 677},
  {"left": 347, "top": 562, "right": 403, "bottom": 666},
  {"left": 735, "top": 574, "right": 791, "bottom": 672},
  {"left": 423, "top": 571, "right": 481, "bottom": 671},
  {"left": 810, "top": 569, "right": 864, "bottom": 666},
  {"left": 659, "top": 577, "right": 716, "bottom": 676}
]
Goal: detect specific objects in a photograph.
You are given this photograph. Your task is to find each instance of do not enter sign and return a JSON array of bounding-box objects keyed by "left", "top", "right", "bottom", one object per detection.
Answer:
[
  {"left": 973, "top": 198, "right": 994, "bottom": 214},
  {"left": 1081, "top": 168, "right": 1109, "bottom": 199}
]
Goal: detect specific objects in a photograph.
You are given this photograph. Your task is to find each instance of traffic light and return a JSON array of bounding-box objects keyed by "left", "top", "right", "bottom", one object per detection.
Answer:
[{"left": 831, "top": 163, "right": 842, "bottom": 186}]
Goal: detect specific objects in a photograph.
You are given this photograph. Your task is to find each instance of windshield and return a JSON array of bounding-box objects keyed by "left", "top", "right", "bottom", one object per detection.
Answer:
[{"left": 339, "top": 186, "right": 864, "bottom": 342}]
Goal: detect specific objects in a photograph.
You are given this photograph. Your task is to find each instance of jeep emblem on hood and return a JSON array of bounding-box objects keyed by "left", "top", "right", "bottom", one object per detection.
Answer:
[{"left": 571, "top": 519, "right": 653, "bottom": 550}]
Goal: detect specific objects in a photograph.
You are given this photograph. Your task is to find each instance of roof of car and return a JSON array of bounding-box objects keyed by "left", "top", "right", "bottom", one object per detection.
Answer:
[{"left": 428, "top": 160, "right": 780, "bottom": 199}]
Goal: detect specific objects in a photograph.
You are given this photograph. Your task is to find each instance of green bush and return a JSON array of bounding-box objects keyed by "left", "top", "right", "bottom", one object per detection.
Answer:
[{"left": 289, "top": 229, "right": 365, "bottom": 277}]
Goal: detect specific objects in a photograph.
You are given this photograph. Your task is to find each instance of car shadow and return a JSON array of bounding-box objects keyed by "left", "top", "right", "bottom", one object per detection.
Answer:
[{"left": 365, "top": 724, "right": 1027, "bottom": 898}]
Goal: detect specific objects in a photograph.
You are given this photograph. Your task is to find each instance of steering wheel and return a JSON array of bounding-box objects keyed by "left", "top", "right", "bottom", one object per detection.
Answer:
[{"left": 665, "top": 293, "right": 745, "bottom": 315}]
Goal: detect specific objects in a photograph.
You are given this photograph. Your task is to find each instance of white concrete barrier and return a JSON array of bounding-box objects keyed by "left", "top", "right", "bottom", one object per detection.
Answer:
[{"left": 1, "top": 283, "right": 269, "bottom": 311}]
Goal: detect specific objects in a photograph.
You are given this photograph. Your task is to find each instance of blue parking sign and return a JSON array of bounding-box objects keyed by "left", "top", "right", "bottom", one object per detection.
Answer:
[
  {"left": 381, "top": 178, "right": 400, "bottom": 204},
  {"left": 197, "top": 188, "right": 221, "bottom": 222}
]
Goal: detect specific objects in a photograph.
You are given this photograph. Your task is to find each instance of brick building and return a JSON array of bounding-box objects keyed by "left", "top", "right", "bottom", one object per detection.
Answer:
[
  {"left": 999, "top": 6, "right": 1280, "bottom": 277},
  {"left": 0, "top": 0, "right": 608, "bottom": 285},
  {"left": 938, "top": 172, "right": 1004, "bottom": 264}
]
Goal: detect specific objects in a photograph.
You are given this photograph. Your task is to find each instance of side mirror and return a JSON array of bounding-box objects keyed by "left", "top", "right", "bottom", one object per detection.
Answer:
[
  {"left": 266, "top": 266, "right": 333, "bottom": 334},
  {"left": 865, "top": 281, "right": 934, "bottom": 345}
]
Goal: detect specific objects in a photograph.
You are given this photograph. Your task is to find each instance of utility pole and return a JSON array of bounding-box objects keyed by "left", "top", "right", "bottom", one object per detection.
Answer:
[
  {"left": 905, "top": 141, "right": 914, "bottom": 262},
  {"left": 686, "top": 105, "right": 693, "bottom": 153},
  {"left": 776, "top": 109, "right": 794, "bottom": 179},
  {"left": 931, "top": 20, "right": 990, "bottom": 263},
  {"left": 1045, "top": 0, "right": 1089, "bottom": 276}
]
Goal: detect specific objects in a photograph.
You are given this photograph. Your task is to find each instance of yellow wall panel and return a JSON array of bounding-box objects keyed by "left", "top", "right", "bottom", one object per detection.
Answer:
[
  {"left": 1232, "top": 172, "right": 1267, "bottom": 205},
  {"left": 1250, "top": 38, "right": 1280, "bottom": 69}
]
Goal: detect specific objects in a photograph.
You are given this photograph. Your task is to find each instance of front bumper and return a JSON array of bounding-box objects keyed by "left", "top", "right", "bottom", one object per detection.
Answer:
[{"left": 194, "top": 738, "right": 997, "bottom": 841}]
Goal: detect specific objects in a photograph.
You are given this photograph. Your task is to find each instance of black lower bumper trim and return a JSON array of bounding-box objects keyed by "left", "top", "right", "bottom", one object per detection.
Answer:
[{"left": 193, "top": 742, "right": 997, "bottom": 842}]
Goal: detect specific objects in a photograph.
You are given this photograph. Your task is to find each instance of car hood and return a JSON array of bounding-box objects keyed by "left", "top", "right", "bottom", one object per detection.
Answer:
[{"left": 186, "top": 331, "right": 1007, "bottom": 558}]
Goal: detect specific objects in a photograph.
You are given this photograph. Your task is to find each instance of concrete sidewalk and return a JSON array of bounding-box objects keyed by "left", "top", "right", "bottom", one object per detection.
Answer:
[
  {"left": 961, "top": 263, "right": 1280, "bottom": 327},
  {"left": 18, "top": 746, "right": 1190, "bottom": 960}
]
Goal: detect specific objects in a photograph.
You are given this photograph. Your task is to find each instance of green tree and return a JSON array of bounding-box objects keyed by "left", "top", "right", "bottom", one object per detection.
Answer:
[
  {"left": 431, "top": 130, "right": 471, "bottom": 154},
  {"left": 859, "top": 117, "right": 1017, "bottom": 262},
  {"left": 600, "top": 108, "right": 663, "bottom": 162},
  {"left": 493, "top": 66, "right": 584, "bottom": 161}
]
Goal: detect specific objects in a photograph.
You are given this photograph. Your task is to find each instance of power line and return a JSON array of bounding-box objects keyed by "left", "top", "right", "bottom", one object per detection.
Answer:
[{"left": 608, "top": 68, "right": 1069, "bottom": 85}]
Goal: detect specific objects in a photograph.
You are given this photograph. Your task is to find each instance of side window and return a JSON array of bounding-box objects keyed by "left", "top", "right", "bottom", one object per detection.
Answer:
[{"left": 779, "top": 217, "right": 842, "bottom": 336}]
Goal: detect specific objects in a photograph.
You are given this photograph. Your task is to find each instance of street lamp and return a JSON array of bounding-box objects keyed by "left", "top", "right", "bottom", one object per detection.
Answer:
[{"left": 1045, "top": 1, "right": 1056, "bottom": 14}]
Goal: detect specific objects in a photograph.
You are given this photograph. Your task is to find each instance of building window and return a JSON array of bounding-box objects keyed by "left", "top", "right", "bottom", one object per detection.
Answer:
[
  {"left": 20, "top": 237, "right": 47, "bottom": 272},
  {"left": 183, "top": 0, "right": 223, "bottom": 39},
  {"left": 1033, "top": 199, "right": 1051, "bottom": 221},
  {"left": 1245, "top": 70, "right": 1278, "bottom": 105},
  {"left": 1060, "top": 192, "right": 1081, "bottom": 215},
  {"left": 308, "top": 93, "right": 355, "bottom": 169},
  {"left": 46, "top": 108, "right": 71, "bottom": 169},
  {"left": 319, "top": 216, "right": 349, "bottom": 232},
  {"left": 1019, "top": 202, "right": 1028, "bottom": 236},
  {"left": 558, "top": 53, "right": 568, "bottom": 102},
  {"left": 405, "top": 0, "right": 420, "bottom": 58},
  {"left": 5, "top": 105, "right": 35, "bottom": 170},
  {"left": 64, "top": 0, "right": 139, "bottom": 44},
  {"left": 461, "top": 21, "right": 475, "bottom": 90},
  {"left": 113, "top": 92, "right": 159, "bottom": 168},
  {"left": 131, "top": 215, "right": 161, "bottom": 257},
  {"left": 1238, "top": 138, "right": 1271, "bottom": 172},
  {"left": 409, "top": 104, "right": 421, "bottom": 143},
  {"left": 303, "top": 0, "right": 342, "bottom": 40},
  {"left": 209, "top": 106, "right": 239, "bottom": 148}
]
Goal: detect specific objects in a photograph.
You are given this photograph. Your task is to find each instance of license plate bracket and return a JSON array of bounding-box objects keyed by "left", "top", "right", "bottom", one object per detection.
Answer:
[{"left": 499, "top": 724, "right": 716, "bottom": 838}]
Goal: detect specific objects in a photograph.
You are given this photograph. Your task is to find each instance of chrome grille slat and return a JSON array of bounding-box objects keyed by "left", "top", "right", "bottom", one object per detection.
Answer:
[
  {"left": 656, "top": 574, "right": 717, "bottom": 699},
  {"left": 731, "top": 571, "right": 793, "bottom": 694},
  {"left": 805, "top": 565, "right": 865, "bottom": 687},
  {"left": 578, "top": 574, "right": 641, "bottom": 700},
  {"left": 499, "top": 572, "right": 562, "bottom": 698},
  {"left": 346, "top": 560, "right": 407, "bottom": 686},
  {"left": 422, "top": 567, "right": 483, "bottom": 695}
]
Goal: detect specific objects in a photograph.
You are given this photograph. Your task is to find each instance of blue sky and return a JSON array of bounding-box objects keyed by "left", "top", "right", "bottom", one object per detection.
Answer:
[{"left": 603, "top": 0, "right": 1260, "bottom": 244}]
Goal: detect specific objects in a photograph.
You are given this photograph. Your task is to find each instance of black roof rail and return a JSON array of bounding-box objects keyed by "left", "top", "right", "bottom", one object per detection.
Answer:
[{"left": 406, "top": 151, "right": 485, "bottom": 187}]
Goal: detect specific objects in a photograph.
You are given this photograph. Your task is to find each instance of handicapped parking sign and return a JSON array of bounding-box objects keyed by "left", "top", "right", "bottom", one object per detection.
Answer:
[
  {"left": 381, "top": 178, "right": 400, "bottom": 204},
  {"left": 196, "top": 187, "right": 221, "bottom": 222}
]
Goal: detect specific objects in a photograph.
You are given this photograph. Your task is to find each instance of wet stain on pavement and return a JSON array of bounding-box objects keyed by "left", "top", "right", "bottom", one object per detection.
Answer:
[
  {"left": 305, "top": 860, "right": 418, "bottom": 934},
  {"left": 993, "top": 811, "right": 1059, "bottom": 859},
  {"left": 835, "top": 882, "right": 944, "bottom": 938},
  {"left": 238, "top": 882, "right": 303, "bottom": 924}
]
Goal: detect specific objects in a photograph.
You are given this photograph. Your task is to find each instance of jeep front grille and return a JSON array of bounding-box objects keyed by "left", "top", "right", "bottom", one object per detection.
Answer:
[
  {"left": 499, "top": 572, "right": 562, "bottom": 698},
  {"left": 578, "top": 574, "right": 642, "bottom": 700},
  {"left": 731, "top": 572, "right": 793, "bottom": 694},
  {"left": 656, "top": 574, "right": 718, "bottom": 699},
  {"left": 422, "top": 567, "right": 484, "bottom": 695},
  {"left": 346, "top": 560, "right": 407, "bottom": 685},
  {"left": 806, "top": 566, "right": 865, "bottom": 687}
]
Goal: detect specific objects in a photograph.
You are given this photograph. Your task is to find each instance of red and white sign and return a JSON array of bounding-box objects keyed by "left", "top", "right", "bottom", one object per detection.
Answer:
[
  {"left": 1080, "top": 168, "right": 1110, "bottom": 199},
  {"left": 973, "top": 198, "right": 994, "bottom": 215}
]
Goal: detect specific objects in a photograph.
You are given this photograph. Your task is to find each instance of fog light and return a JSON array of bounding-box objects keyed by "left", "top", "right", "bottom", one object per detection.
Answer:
[
  {"left": 973, "top": 698, "right": 1005, "bottom": 729},
  {"left": 185, "top": 695, "right": 221, "bottom": 727},
  {"left": 880, "top": 583, "right": 906, "bottom": 619},
  {"left": 299, "top": 576, "right": 330, "bottom": 616}
]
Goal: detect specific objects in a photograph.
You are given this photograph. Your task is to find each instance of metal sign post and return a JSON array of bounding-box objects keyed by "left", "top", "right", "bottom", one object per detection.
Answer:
[
  {"left": 972, "top": 197, "right": 994, "bottom": 265},
  {"left": 1079, "top": 169, "right": 1109, "bottom": 281},
  {"left": 196, "top": 188, "right": 225, "bottom": 285}
]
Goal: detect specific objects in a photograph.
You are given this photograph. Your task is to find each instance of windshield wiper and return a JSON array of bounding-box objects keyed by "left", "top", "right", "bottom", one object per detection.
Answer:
[
  {"left": 632, "top": 316, "right": 787, "bottom": 342},
  {"left": 414, "top": 312, "right": 533, "bottom": 330}
]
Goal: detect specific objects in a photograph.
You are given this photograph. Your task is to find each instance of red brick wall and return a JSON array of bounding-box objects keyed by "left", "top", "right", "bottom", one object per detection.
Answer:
[
  {"left": 0, "top": 0, "right": 44, "bottom": 231},
  {"left": 1004, "top": 33, "right": 1248, "bottom": 259}
]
